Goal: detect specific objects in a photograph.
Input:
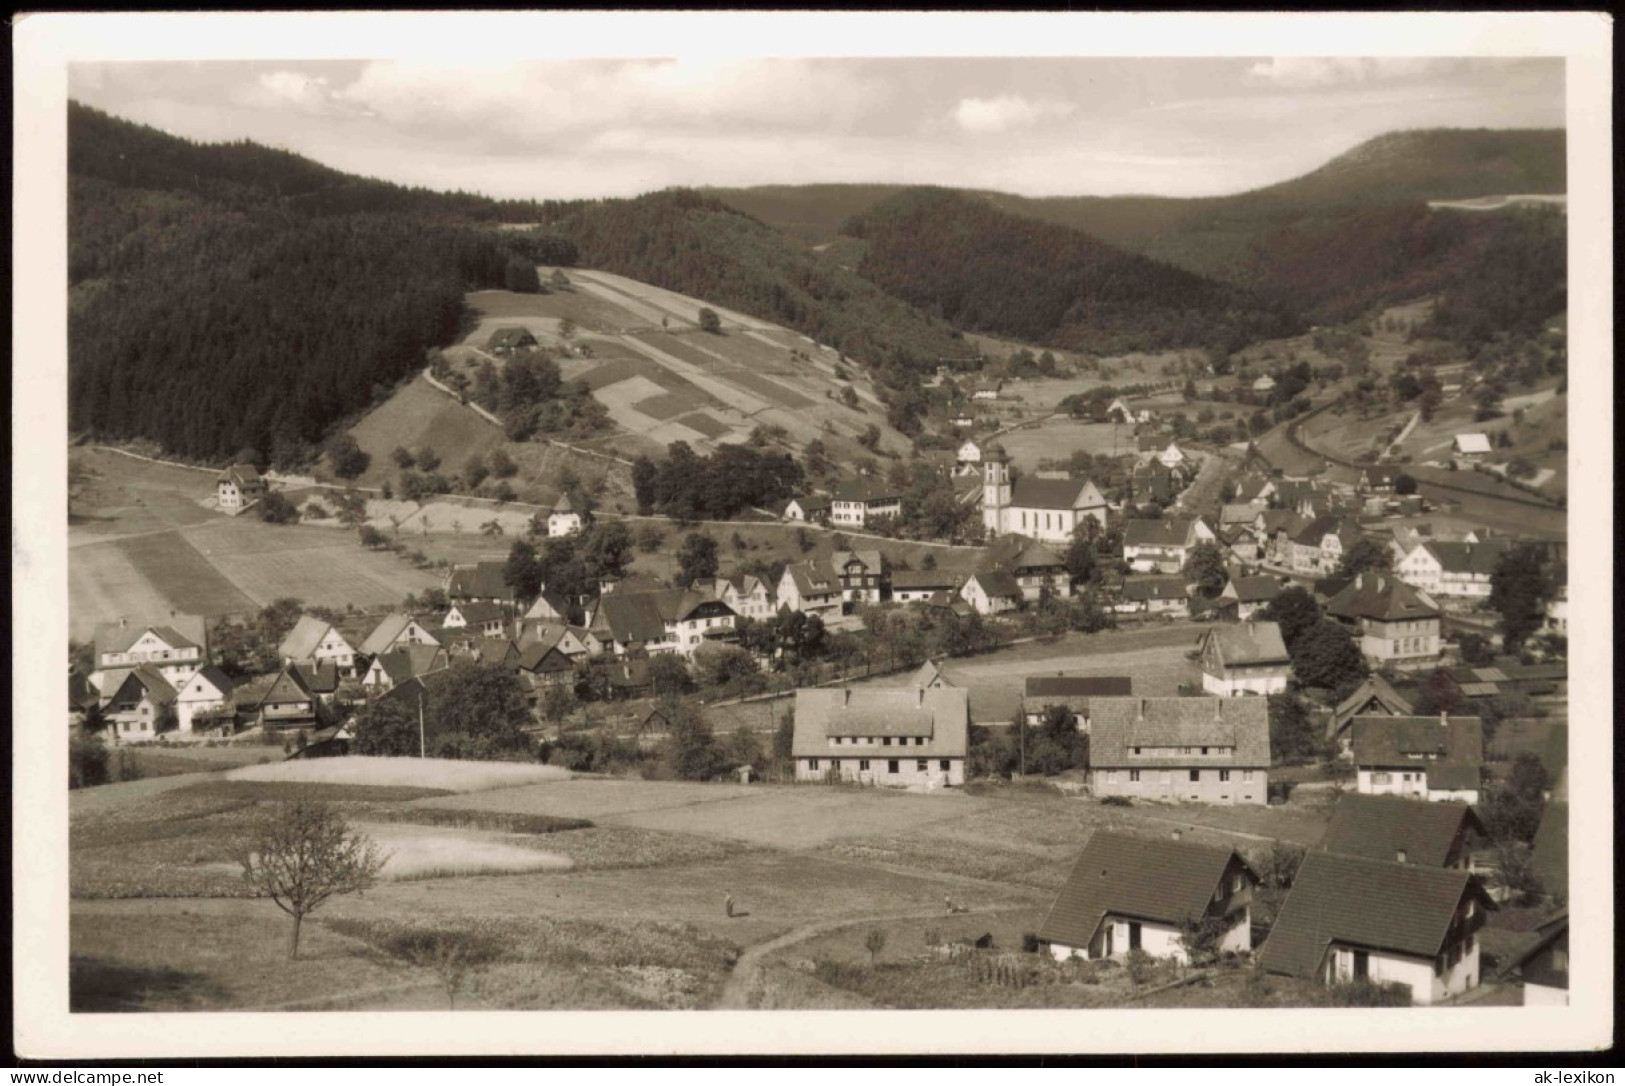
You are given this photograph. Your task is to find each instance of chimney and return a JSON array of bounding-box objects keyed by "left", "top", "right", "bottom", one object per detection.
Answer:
[
  {"left": 1440, "top": 712, "right": 1448, "bottom": 728},
  {"left": 1396, "top": 849, "right": 1408, "bottom": 865},
  {"left": 844, "top": 688, "right": 851, "bottom": 707},
  {"left": 917, "top": 687, "right": 926, "bottom": 707}
]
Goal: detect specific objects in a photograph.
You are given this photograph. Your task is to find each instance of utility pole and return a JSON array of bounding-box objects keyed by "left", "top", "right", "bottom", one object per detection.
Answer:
[{"left": 418, "top": 688, "right": 426, "bottom": 759}]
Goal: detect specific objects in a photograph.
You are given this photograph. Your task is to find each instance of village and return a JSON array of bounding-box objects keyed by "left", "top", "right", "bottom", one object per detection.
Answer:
[{"left": 69, "top": 377, "right": 1570, "bottom": 1012}]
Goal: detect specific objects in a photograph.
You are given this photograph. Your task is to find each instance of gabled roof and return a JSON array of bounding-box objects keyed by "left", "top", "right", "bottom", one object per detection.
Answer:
[
  {"left": 1121, "top": 576, "right": 1189, "bottom": 602},
  {"left": 518, "top": 644, "right": 574, "bottom": 674},
  {"left": 293, "top": 661, "right": 340, "bottom": 694},
  {"left": 1037, "top": 832, "right": 1254, "bottom": 949},
  {"left": 792, "top": 686, "right": 969, "bottom": 758},
  {"left": 1220, "top": 503, "right": 1261, "bottom": 526},
  {"left": 1230, "top": 576, "right": 1282, "bottom": 604},
  {"left": 1291, "top": 514, "right": 1360, "bottom": 548},
  {"left": 524, "top": 590, "right": 573, "bottom": 622},
  {"left": 179, "top": 665, "right": 234, "bottom": 700},
  {"left": 370, "top": 644, "right": 447, "bottom": 684},
  {"left": 487, "top": 326, "right": 537, "bottom": 350},
  {"left": 891, "top": 570, "right": 961, "bottom": 591},
  {"left": 360, "top": 612, "right": 427, "bottom": 657},
  {"left": 1332, "top": 674, "right": 1414, "bottom": 729},
  {"left": 784, "top": 560, "right": 841, "bottom": 597},
  {"left": 592, "top": 589, "right": 729, "bottom": 643},
  {"left": 966, "top": 570, "right": 1022, "bottom": 599},
  {"left": 1326, "top": 572, "right": 1439, "bottom": 623},
  {"left": 446, "top": 561, "right": 515, "bottom": 600},
  {"left": 106, "top": 665, "right": 178, "bottom": 707},
  {"left": 278, "top": 614, "right": 342, "bottom": 661},
  {"left": 1320, "top": 794, "right": 1484, "bottom": 867},
  {"left": 982, "top": 533, "right": 1065, "bottom": 573},
  {"left": 1420, "top": 540, "right": 1510, "bottom": 576},
  {"left": 551, "top": 492, "right": 576, "bottom": 514},
  {"left": 1009, "top": 476, "right": 1104, "bottom": 511},
  {"left": 94, "top": 619, "right": 205, "bottom": 658},
  {"left": 831, "top": 479, "right": 902, "bottom": 504},
  {"left": 1091, "top": 697, "right": 1271, "bottom": 769},
  {"left": 258, "top": 666, "right": 315, "bottom": 708},
  {"left": 784, "top": 494, "right": 831, "bottom": 514},
  {"left": 1259, "top": 852, "right": 1490, "bottom": 979},
  {"left": 1201, "top": 621, "right": 1290, "bottom": 667},
  {"left": 1453, "top": 433, "right": 1493, "bottom": 454},
  {"left": 220, "top": 463, "right": 263, "bottom": 488},
  {"left": 1350, "top": 715, "right": 1483, "bottom": 770},
  {"left": 911, "top": 659, "right": 952, "bottom": 688},
  {"left": 450, "top": 601, "right": 507, "bottom": 627},
  {"left": 832, "top": 549, "right": 885, "bottom": 575},
  {"left": 1123, "top": 517, "right": 1196, "bottom": 548}
]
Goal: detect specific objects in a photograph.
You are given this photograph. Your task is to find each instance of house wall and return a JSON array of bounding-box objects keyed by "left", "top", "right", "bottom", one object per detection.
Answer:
[
  {"left": 1093, "top": 766, "right": 1266, "bottom": 805},
  {"left": 797, "top": 755, "right": 964, "bottom": 787},
  {"left": 894, "top": 587, "right": 946, "bottom": 604},
  {"left": 1202, "top": 666, "right": 1289, "bottom": 697},
  {"left": 176, "top": 694, "right": 226, "bottom": 733},
  {"left": 1427, "top": 786, "right": 1481, "bottom": 805},
  {"left": 1357, "top": 766, "right": 1431, "bottom": 798},
  {"left": 1326, "top": 939, "right": 1478, "bottom": 1006},
  {"left": 1358, "top": 618, "right": 1440, "bottom": 667}
]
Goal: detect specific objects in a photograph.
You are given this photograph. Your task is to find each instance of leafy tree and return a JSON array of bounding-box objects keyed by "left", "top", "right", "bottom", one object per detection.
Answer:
[
  {"left": 327, "top": 434, "right": 370, "bottom": 480},
  {"left": 69, "top": 732, "right": 111, "bottom": 789},
  {"left": 549, "top": 269, "right": 571, "bottom": 290},
  {"left": 1267, "top": 692, "right": 1319, "bottom": 764},
  {"left": 416, "top": 446, "right": 441, "bottom": 472},
  {"left": 353, "top": 694, "right": 423, "bottom": 757},
  {"left": 235, "top": 800, "right": 386, "bottom": 959},
  {"left": 1289, "top": 620, "right": 1369, "bottom": 691},
  {"left": 1183, "top": 541, "right": 1228, "bottom": 599},
  {"left": 257, "top": 598, "right": 306, "bottom": 647},
  {"left": 462, "top": 454, "right": 489, "bottom": 490},
  {"left": 865, "top": 928, "right": 887, "bottom": 966},
  {"left": 1489, "top": 544, "right": 1556, "bottom": 652},
  {"left": 488, "top": 448, "right": 517, "bottom": 478},
  {"left": 419, "top": 661, "right": 534, "bottom": 754},
  {"left": 1336, "top": 539, "right": 1393, "bottom": 578},
  {"left": 660, "top": 699, "right": 728, "bottom": 781},
  {"left": 1177, "top": 914, "right": 1232, "bottom": 967},
  {"left": 1457, "top": 632, "right": 1494, "bottom": 666},
  {"left": 1480, "top": 753, "right": 1549, "bottom": 845},
  {"left": 697, "top": 307, "right": 722, "bottom": 334},
  {"left": 1261, "top": 587, "right": 1322, "bottom": 654},
  {"left": 647, "top": 654, "right": 692, "bottom": 697},
  {"left": 772, "top": 709, "right": 795, "bottom": 770},
  {"left": 693, "top": 644, "right": 762, "bottom": 693},
  {"left": 504, "top": 257, "right": 541, "bottom": 293},
  {"left": 539, "top": 683, "right": 578, "bottom": 725},
  {"left": 259, "top": 491, "right": 298, "bottom": 524},
  {"left": 358, "top": 525, "right": 386, "bottom": 548},
  {"left": 504, "top": 540, "right": 542, "bottom": 600},
  {"left": 676, "top": 533, "right": 720, "bottom": 586},
  {"left": 391, "top": 445, "right": 416, "bottom": 469},
  {"left": 840, "top": 386, "right": 861, "bottom": 409},
  {"left": 380, "top": 927, "right": 504, "bottom": 1010}
]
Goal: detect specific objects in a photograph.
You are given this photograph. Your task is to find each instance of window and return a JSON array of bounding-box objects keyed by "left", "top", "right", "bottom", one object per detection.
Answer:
[
  {"left": 940, "top": 760, "right": 950, "bottom": 772},
  {"left": 1219, "top": 770, "right": 1231, "bottom": 782},
  {"left": 917, "top": 760, "right": 928, "bottom": 773},
  {"left": 1188, "top": 769, "right": 1201, "bottom": 783},
  {"left": 887, "top": 760, "right": 899, "bottom": 774},
  {"left": 1133, "top": 746, "right": 1141, "bottom": 755},
  {"left": 808, "top": 759, "right": 819, "bottom": 771},
  {"left": 883, "top": 737, "right": 892, "bottom": 746},
  {"left": 1372, "top": 772, "right": 1391, "bottom": 784},
  {"left": 1231, "top": 874, "right": 1244, "bottom": 893},
  {"left": 859, "top": 759, "right": 871, "bottom": 771},
  {"left": 1129, "top": 770, "right": 1140, "bottom": 783},
  {"left": 1201, "top": 746, "right": 1209, "bottom": 756}
]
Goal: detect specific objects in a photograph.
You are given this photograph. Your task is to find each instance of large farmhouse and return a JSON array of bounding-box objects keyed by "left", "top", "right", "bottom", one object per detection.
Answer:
[
  {"left": 1351, "top": 715, "right": 1484, "bottom": 804},
  {"left": 1326, "top": 572, "right": 1441, "bottom": 669},
  {"left": 1198, "top": 621, "right": 1291, "bottom": 697},
  {"left": 792, "top": 686, "right": 969, "bottom": 787},
  {"left": 1089, "top": 697, "right": 1271, "bottom": 805}
]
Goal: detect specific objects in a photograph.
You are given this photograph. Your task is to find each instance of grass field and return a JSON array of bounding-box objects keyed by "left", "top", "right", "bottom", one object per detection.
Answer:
[
  {"left": 227, "top": 757, "right": 573, "bottom": 792},
  {"left": 345, "top": 375, "right": 508, "bottom": 488},
  {"left": 993, "top": 417, "right": 1139, "bottom": 470}
]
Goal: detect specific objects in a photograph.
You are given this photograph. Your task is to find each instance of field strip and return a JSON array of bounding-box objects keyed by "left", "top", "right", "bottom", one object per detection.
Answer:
[
  {"left": 574, "top": 270, "right": 776, "bottom": 331},
  {"left": 571, "top": 276, "right": 677, "bottom": 329},
  {"left": 117, "top": 529, "right": 260, "bottom": 615},
  {"left": 618, "top": 336, "right": 771, "bottom": 414}
]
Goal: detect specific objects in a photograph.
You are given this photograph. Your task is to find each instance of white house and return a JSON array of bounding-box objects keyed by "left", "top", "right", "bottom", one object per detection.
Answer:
[
  {"left": 1089, "top": 697, "right": 1271, "bottom": 805},
  {"left": 980, "top": 444, "right": 1108, "bottom": 543},
  {"left": 442, "top": 601, "right": 509, "bottom": 638},
  {"left": 792, "top": 686, "right": 968, "bottom": 787},
  {"left": 585, "top": 589, "right": 737, "bottom": 658},
  {"left": 361, "top": 644, "right": 449, "bottom": 694},
  {"left": 695, "top": 573, "right": 775, "bottom": 622},
  {"left": 359, "top": 612, "right": 442, "bottom": 658},
  {"left": 1351, "top": 715, "right": 1484, "bottom": 804},
  {"left": 971, "top": 381, "right": 1002, "bottom": 401},
  {"left": 547, "top": 492, "right": 584, "bottom": 538},
  {"left": 216, "top": 464, "right": 266, "bottom": 514},
  {"left": 91, "top": 619, "right": 207, "bottom": 693},
  {"left": 1122, "top": 515, "right": 1215, "bottom": 574},
  {"left": 1038, "top": 832, "right": 1257, "bottom": 964},
  {"left": 890, "top": 570, "right": 962, "bottom": 604},
  {"left": 101, "top": 666, "right": 179, "bottom": 742},
  {"left": 777, "top": 560, "right": 844, "bottom": 618},
  {"left": 1396, "top": 540, "right": 1509, "bottom": 599},
  {"left": 1252, "top": 375, "right": 1277, "bottom": 394},
  {"left": 954, "top": 439, "right": 983, "bottom": 477},
  {"left": 1022, "top": 674, "right": 1133, "bottom": 731},
  {"left": 830, "top": 480, "right": 902, "bottom": 528},
  {"left": 781, "top": 495, "right": 830, "bottom": 524},
  {"left": 1453, "top": 433, "right": 1493, "bottom": 461},
  {"left": 174, "top": 665, "right": 235, "bottom": 734},
  {"left": 1259, "top": 852, "right": 1492, "bottom": 1005},
  {"left": 1156, "top": 441, "right": 1187, "bottom": 469},
  {"left": 1198, "top": 621, "right": 1291, "bottom": 697},
  {"left": 959, "top": 571, "right": 1022, "bottom": 616},
  {"left": 277, "top": 614, "right": 359, "bottom": 676}
]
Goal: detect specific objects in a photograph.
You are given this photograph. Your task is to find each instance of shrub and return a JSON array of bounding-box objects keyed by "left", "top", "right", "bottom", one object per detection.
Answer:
[
  {"left": 1326, "top": 979, "right": 1412, "bottom": 1007},
  {"left": 1021, "top": 932, "right": 1040, "bottom": 954},
  {"left": 1099, "top": 795, "right": 1132, "bottom": 807},
  {"left": 69, "top": 733, "right": 110, "bottom": 789},
  {"left": 1125, "top": 948, "right": 1155, "bottom": 985}
]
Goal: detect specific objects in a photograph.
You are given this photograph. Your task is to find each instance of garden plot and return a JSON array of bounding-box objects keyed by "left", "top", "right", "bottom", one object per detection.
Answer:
[
  {"left": 572, "top": 269, "right": 779, "bottom": 332},
  {"left": 467, "top": 285, "right": 646, "bottom": 336},
  {"left": 993, "top": 418, "right": 1137, "bottom": 469},
  {"left": 621, "top": 335, "right": 771, "bottom": 415},
  {"left": 354, "top": 822, "right": 574, "bottom": 880},
  {"left": 594, "top": 375, "right": 719, "bottom": 446},
  {"left": 70, "top": 536, "right": 223, "bottom": 641}
]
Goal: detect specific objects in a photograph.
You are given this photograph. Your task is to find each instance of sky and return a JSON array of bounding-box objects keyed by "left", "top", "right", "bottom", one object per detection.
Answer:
[{"left": 68, "top": 55, "right": 1564, "bottom": 202}]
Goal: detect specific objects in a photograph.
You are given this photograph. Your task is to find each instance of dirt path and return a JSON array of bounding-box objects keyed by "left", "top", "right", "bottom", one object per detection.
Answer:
[{"left": 713, "top": 900, "right": 1018, "bottom": 1010}]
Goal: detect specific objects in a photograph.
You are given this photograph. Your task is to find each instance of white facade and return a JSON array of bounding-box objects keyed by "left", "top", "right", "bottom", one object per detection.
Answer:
[
  {"left": 954, "top": 440, "right": 982, "bottom": 477},
  {"left": 960, "top": 575, "right": 1018, "bottom": 616},
  {"left": 1047, "top": 910, "right": 1250, "bottom": 965},
  {"left": 94, "top": 629, "right": 202, "bottom": 692},
  {"left": 1396, "top": 546, "right": 1496, "bottom": 598},
  {"left": 981, "top": 456, "right": 1108, "bottom": 543},
  {"left": 796, "top": 752, "right": 963, "bottom": 788},
  {"left": 1201, "top": 668, "right": 1288, "bottom": 698},
  {"left": 831, "top": 496, "right": 901, "bottom": 528},
  {"left": 174, "top": 671, "right": 230, "bottom": 734},
  {"left": 1357, "top": 767, "right": 1479, "bottom": 806},
  {"left": 548, "top": 510, "right": 583, "bottom": 537},
  {"left": 1324, "top": 938, "right": 1479, "bottom": 1006}
]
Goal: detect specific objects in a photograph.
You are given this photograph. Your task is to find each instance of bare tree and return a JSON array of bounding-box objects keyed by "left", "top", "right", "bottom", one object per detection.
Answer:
[
  {"left": 236, "top": 799, "right": 387, "bottom": 959},
  {"left": 864, "top": 928, "right": 887, "bottom": 966}
]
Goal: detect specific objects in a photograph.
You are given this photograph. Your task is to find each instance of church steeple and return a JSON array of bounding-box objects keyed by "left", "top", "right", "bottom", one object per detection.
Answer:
[{"left": 982, "top": 442, "right": 1010, "bottom": 535}]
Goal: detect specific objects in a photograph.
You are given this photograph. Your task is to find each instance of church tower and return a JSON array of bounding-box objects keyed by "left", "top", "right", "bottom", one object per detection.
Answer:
[{"left": 982, "top": 442, "right": 1010, "bottom": 536}]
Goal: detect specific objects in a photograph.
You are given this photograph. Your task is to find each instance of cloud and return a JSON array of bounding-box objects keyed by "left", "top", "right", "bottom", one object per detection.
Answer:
[
  {"left": 331, "top": 58, "right": 888, "bottom": 147},
  {"left": 952, "top": 94, "right": 1076, "bottom": 134},
  {"left": 235, "top": 70, "right": 338, "bottom": 113},
  {"left": 1243, "top": 57, "right": 1463, "bottom": 89}
]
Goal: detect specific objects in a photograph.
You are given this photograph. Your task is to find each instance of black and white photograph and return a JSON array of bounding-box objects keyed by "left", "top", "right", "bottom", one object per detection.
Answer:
[{"left": 12, "top": 10, "right": 1612, "bottom": 1060}]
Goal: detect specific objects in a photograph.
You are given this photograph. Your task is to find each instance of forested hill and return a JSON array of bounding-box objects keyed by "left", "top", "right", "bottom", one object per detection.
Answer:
[
  {"left": 547, "top": 189, "right": 968, "bottom": 374},
  {"left": 839, "top": 188, "right": 1299, "bottom": 356},
  {"left": 67, "top": 104, "right": 574, "bottom": 463}
]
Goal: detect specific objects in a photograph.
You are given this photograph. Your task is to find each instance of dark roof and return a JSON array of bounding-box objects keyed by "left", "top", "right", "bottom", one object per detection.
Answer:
[
  {"left": 785, "top": 494, "right": 830, "bottom": 514},
  {"left": 831, "top": 479, "right": 901, "bottom": 504},
  {"left": 1350, "top": 715, "right": 1483, "bottom": 770},
  {"left": 518, "top": 644, "right": 573, "bottom": 674},
  {"left": 1332, "top": 674, "right": 1414, "bottom": 728},
  {"left": 1422, "top": 540, "right": 1510, "bottom": 576},
  {"left": 784, "top": 559, "right": 840, "bottom": 597},
  {"left": 1327, "top": 572, "right": 1439, "bottom": 623},
  {"left": 1121, "top": 576, "right": 1189, "bottom": 602},
  {"left": 106, "top": 665, "right": 178, "bottom": 707},
  {"left": 1259, "top": 852, "right": 1488, "bottom": 979},
  {"left": 1009, "top": 476, "right": 1103, "bottom": 511},
  {"left": 1230, "top": 576, "right": 1282, "bottom": 604},
  {"left": 891, "top": 570, "right": 961, "bottom": 590},
  {"left": 1320, "top": 794, "right": 1483, "bottom": 867},
  {"left": 292, "top": 661, "right": 340, "bottom": 694},
  {"left": 1037, "top": 832, "right": 1254, "bottom": 948},
  {"left": 1201, "top": 621, "right": 1289, "bottom": 667},
  {"left": 1529, "top": 801, "right": 1567, "bottom": 900},
  {"left": 967, "top": 570, "right": 1022, "bottom": 599},
  {"left": 1123, "top": 516, "right": 1196, "bottom": 548},
  {"left": 487, "top": 326, "right": 537, "bottom": 349},
  {"left": 450, "top": 601, "right": 507, "bottom": 627},
  {"left": 1025, "top": 675, "right": 1134, "bottom": 699},
  {"left": 258, "top": 667, "right": 314, "bottom": 708},
  {"left": 278, "top": 615, "right": 345, "bottom": 661},
  {"left": 981, "top": 533, "right": 1066, "bottom": 572},
  {"left": 1090, "top": 697, "right": 1271, "bottom": 769},
  {"left": 446, "top": 561, "right": 515, "bottom": 601},
  {"left": 792, "top": 686, "right": 969, "bottom": 758},
  {"left": 360, "top": 612, "right": 433, "bottom": 656},
  {"left": 371, "top": 645, "right": 447, "bottom": 684},
  {"left": 94, "top": 619, "right": 206, "bottom": 657},
  {"left": 1291, "top": 515, "right": 1361, "bottom": 548}
]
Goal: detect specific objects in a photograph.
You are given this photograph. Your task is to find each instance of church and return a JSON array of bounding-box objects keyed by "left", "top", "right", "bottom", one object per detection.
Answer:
[{"left": 981, "top": 443, "right": 1108, "bottom": 543}]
